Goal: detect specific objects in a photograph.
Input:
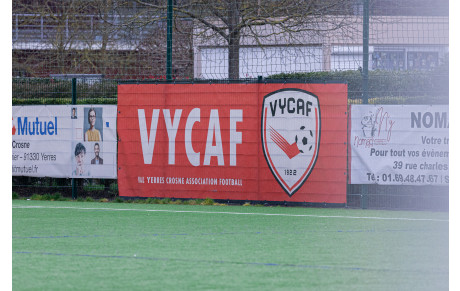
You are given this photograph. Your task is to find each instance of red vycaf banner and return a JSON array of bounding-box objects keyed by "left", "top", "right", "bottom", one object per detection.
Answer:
[{"left": 117, "top": 83, "right": 347, "bottom": 204}]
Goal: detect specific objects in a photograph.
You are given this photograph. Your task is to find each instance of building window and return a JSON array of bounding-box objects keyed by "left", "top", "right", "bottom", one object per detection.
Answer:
[
  {"left": 407, "top": 52, "right": 438, "bottom": 70},
  {"left": 372, "top": 51, "right": 405, "bottom": 70}
]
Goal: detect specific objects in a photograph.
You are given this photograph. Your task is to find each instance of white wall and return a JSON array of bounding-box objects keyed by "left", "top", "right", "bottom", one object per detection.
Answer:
[{"left": 196, "top": 46, "right": 323, "bottom": 79}]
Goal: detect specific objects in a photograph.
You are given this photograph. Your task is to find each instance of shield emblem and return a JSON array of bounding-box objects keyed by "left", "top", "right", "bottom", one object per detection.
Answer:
[{"left": 261, "top": 89, "right": 321, "bottom": 197}]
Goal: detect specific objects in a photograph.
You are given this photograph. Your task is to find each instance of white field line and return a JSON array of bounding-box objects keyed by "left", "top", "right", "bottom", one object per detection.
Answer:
[{"left": 12, "top": 205, "right": 449, "bottom": 222}]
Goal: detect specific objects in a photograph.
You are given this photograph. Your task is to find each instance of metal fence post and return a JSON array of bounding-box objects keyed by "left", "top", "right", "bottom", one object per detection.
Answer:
[
  {"left": 361, "top": 0, "right": 370, "bottom": 209},
  {"left": 166, "top": 0, "right": 173, "bottom": 81},
  {"left": 362, "top": 0, "right": 369, "bottom": 105},
  {"left": 71, "top": 78, "right": 77, "bottom": 199}
]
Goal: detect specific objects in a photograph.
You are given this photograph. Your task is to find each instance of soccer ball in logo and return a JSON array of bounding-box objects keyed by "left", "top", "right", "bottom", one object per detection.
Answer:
[{"left": 295, "top": 126, "right": 313, "bottom": 153}]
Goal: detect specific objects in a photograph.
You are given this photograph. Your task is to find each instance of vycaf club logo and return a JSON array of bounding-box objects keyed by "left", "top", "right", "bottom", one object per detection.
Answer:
[{"left": 261, "top": 89, "right": 320, "bottom": 197}]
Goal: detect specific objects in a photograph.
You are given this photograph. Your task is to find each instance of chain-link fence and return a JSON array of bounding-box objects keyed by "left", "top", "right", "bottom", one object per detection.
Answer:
[{"left": 12, "top": 0, "right": 449, "bottom": 210}]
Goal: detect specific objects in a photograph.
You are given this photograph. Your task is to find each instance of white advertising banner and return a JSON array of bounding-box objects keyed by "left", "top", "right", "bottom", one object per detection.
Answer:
[
  {"left": 350, "top": 105, "right": 448, "bottom": 186},
  {"left": 12, "top": 105, "right": 117, "bottom": 178}
]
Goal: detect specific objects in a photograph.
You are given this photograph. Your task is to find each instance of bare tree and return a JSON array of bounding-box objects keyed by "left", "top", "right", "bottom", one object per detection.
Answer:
[
  {"left": 135, "top": 0, "right": 358, "bottom": 79},
  {"left": 13, "top": 0, "right": 115, "bottom": 76},
  {"left": 12, "top": 0, "right": 357, "bottom": 79},
  {"left": 13, "top": 0, "right": 193, "bottom": 78}
]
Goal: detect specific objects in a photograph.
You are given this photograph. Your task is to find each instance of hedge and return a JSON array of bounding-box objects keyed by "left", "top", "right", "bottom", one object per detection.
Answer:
[
  {"left": 13, "top": 68, "right": 448, "bottom": 105},
  {"left": 267, "top": 68, "right": 449, "bottom": 103},
  {"left": 12, "top": 78, "right": 118, "bottom": 105}
]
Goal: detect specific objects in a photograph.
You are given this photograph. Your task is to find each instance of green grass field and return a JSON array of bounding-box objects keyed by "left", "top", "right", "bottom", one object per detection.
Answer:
[{"left": 12, "top": 200, "right": 448, "bottom": 290}]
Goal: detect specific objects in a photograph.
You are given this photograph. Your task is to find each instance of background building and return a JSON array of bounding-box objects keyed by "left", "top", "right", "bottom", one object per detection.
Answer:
[{"left": 12, "top": 0, "right": 448, "bottom": 80}]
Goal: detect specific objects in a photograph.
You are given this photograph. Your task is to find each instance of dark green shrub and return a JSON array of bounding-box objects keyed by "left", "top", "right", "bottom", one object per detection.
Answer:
[
  {"left": 160, "top": 198, "right": 171, "bottom": 204},
  {"left": 202, "top": 198, "right": 215, "bottom": 205},
  {"left": 41, "top": 193, "right": 53, "bottom": 200},
  {"left": 267, "top": 69, "right": 448, "bottom": 104},
  {"left": 83, "top": 184, "right": 105, "bottom": 192},
  {"left": 109, "top": 183, "right": 118, "bottom": 194},
  {"left": 52, "top": 192, "right": 63, "bottom": 201},
  {"left": 12, "top": 78, "right": 118, "bottom": 105},
  {"left": 30, "top": 194, "right": 42, "bottom": 200}
]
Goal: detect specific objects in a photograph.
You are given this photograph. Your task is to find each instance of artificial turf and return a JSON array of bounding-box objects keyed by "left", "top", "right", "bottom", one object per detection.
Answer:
[{"left": 12, "top": 200, "right": 448, "bottom": 290}]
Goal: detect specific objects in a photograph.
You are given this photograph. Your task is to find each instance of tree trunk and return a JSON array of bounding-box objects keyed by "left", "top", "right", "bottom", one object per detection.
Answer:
[
  {"left": 100, "top": 0, "right": 111, "bottom": 76},
  {"left": 227, "top": 0, "right": 240, "bottom": 80},
  {"left": 228, "top": 31, "right": 240, "bottom": 80}
]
